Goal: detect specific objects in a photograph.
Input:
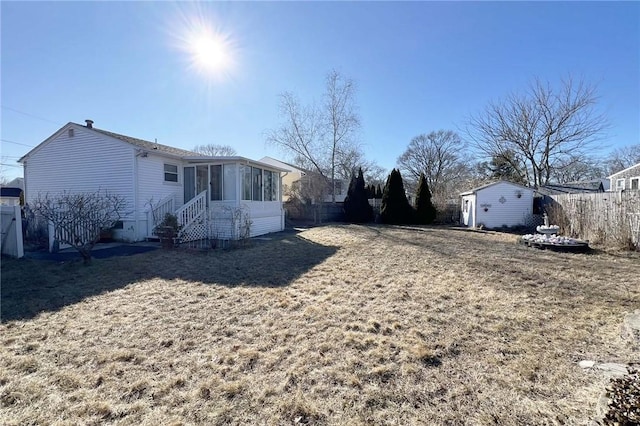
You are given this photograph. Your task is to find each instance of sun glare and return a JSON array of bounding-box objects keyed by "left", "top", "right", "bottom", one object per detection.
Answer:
[
  {"left": 188, "top": 31, "right": 232, "bottom": 75},
  {"left": 168, "top": 4, "right": 239, "bottom": 82}
]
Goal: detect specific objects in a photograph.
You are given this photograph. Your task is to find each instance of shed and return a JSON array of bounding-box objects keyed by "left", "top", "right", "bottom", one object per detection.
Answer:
[{"left": 460, "top": 181, "right": 535, "bottom": 229}]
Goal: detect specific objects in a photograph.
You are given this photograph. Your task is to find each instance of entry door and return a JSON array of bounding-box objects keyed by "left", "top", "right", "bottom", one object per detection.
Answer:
[
  {"left": 184, "top": 167, "right": 195, "bottom": 202},
  {"left": 196, "top": 165, "right": 208, "bottom": 198},
  {"left": 184, "top": 166, "right": 210, "bottom": 203}
]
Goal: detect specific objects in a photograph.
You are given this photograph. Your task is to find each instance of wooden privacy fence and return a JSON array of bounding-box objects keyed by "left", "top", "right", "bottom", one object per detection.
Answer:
[{"left": 548, "top": 191, "right": 640, "bottom": 249}]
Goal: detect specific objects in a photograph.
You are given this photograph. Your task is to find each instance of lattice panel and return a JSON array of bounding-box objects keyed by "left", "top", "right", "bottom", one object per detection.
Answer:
[{"left": 179, "top": 220, "right": 208, "bottom": 243}]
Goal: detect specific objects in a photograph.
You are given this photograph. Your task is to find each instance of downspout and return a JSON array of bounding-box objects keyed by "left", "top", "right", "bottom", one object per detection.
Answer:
[
  {"left": 280, "top": 171, "right": 288, "bottom": 229},
  {"left": 133, "top": 150, "right": 139, "bottom": 241}
]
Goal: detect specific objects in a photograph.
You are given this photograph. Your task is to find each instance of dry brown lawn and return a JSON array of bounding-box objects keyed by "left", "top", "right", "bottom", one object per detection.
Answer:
[{"left": 1, "top": 225, "right": 638, "bottom": 425}]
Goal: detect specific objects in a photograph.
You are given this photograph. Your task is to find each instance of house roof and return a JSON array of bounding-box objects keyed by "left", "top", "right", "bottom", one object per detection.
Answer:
[
  {"left": 19, "top": 122, "right": 287, "bottom": 171},
  {"left": 90, "top": 126, "right": 199, "bottom": 157},
  {"left": 259, "top": 156, "right": 302, "bottom": 173},
  {"left": 608, "top": 162, "right": 640, "bottom": 178},
  {"left": 538, "top": 180, "right": 604, "bottom": 195},
  {"left": 460, "top": 180, "right": 533, "bottom": 196},
  {"left": 183, "top": 156, "right": 291, "bottom": 172},
  {"left": 18, "top": 122, "right": 199, "bottom": 162}
]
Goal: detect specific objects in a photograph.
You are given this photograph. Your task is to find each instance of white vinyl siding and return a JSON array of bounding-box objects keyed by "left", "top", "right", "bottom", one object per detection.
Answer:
[
  {"left": 24, "top": 126, "right": 135, "bottom": 215},
  {"left": 136, "top": 154, "right": 184, "bottom": 218},
  {"left": 461, "top": 182, "right": 534, "bottom": 229}
]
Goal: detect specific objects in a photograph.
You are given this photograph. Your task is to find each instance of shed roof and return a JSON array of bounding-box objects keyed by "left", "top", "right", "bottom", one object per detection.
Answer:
[
  {"left": 460, "top": 180, "right": 533, "bottom": 196},
  {"left": 0, "top": 187, "right": 23, "bottom": 198}
]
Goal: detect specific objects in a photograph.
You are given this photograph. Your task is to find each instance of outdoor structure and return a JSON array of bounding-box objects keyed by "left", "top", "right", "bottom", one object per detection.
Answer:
[
  {"left": 460, "top": 181, "right": 535, "bottom": 229},
  {"left": 609, "top": 162, "right": 640, "bottom": 192},
  {"left": 260, "top": 156, "right": 348, "bottom": 203},
  {"left": 0, "top": 187, "right": 23, "bottom": 206},
  {"left": 19, "top": 120, "right": 287, "bottom": 245},
  {"left": 0, "top": 205, "right": 24, "bottom": 258},
  {"left": 538, "top": 180, "right": 606, "bottom": 196}
]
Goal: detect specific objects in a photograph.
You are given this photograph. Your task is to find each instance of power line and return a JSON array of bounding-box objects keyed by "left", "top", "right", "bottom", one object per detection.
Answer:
[
  {"left": 0, "top": 138, "right": 35, "bottom": 148},
  {"left": 0, "top": 163, "right": 22, "bottom": 168},
  {"left": 1, "top": 105, "right": 62, "bottom": 125}
]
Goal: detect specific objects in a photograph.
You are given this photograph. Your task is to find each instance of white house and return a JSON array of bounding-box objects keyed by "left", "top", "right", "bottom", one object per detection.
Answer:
[
  {"left": 259, "top": 156, "right": 348, "bottom": 203},
  {"left": 608, "top": 162, "right": 640, "bottom": 192},
  {"left": 460, "top": 181, "right": 535, "bottom": 229},
  {"left": 19, "top": 120, "right": 288, "bottom": 244}
]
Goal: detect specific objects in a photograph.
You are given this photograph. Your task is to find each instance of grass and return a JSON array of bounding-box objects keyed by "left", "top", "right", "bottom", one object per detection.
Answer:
[{"left": 1, "top": 225, "right": 638, "bottom": 425}]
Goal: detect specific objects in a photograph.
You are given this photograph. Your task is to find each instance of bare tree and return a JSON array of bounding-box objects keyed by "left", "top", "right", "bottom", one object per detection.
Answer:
[
  {"left": 192, "top": 144, "right": 237, "bottom": 156},
  {"left": 466, "top": 76, "right": 608, "bottom": 187},
  {"left": 604, "top": 144, "right": 640, "bottom": 175},
  {"left": 267, "top": 70, "right": 361, "bottom": 202},
  {"left": 397, "top": 130, "right": 470, "bottom": 202},
  {"left": 550, "top": 154, "right": 604, "bottom": 183},
  {"left": 32, "top": 190, "right": 128, "bottom": 265}
]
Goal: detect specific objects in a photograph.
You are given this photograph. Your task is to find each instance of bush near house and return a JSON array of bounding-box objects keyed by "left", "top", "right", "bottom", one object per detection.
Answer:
[
  {"left": 343, "top": 168, "right": 373, "bottom": 223},
  {"left": 381, "top": 169, "right": 414, "bottom": 224},
  {"left": 415, "top": 173, "right": 437, "bottom": 224}
]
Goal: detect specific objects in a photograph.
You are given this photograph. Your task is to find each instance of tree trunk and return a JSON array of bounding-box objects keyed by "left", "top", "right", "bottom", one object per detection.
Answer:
[{"left": 79, "top": 248, "right": 92, "bottom": 265}]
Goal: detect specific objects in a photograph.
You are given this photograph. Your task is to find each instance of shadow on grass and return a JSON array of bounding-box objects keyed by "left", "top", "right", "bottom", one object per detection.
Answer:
[{"left": 1, "top": 231, "right": 338, "bottom": 322}]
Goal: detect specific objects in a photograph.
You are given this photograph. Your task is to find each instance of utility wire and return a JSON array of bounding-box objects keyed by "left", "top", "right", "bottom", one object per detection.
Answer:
[
  {"left": 0, "top": 138, "right": 35, "bottom": 148},
  {"left": 0, "top": 163, "right": 22, "bottom": 168},
  {"left": 1, "top": 105, "right": 62, "bottom": 125}
]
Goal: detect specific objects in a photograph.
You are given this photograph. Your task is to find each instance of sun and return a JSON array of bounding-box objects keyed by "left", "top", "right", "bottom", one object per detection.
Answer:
[
  {"left": 188, "top": 30, "right": 233, "bottom": 76},
  {"left": 167, "top": 4, "right": 239, "bottom": 82}
]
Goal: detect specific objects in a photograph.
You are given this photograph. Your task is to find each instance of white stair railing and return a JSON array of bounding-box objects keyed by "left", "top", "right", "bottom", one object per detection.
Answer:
[
  {"left": 147, "top": 194, "right": 174, "bottom": 236},
  {"left": 175, "top": 190, "right": 207, "bottom": 241}
]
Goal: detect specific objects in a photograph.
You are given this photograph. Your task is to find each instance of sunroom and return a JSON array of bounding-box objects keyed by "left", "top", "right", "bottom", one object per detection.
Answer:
[{"left": 152, "top": 157, "right": 288, "bottom": 242}]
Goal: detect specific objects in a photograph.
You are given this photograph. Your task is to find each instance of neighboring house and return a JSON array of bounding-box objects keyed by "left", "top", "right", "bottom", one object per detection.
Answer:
[
  {"left": 19, "top": 120, "right": 288, "bottom": 244},
  {"left": 460, "top": 181, "right": 535, "bottom": 229},
  {"left": 259, "top": 156, "right": 348, "bottom": 203},
  {"left": 0, "top": 187, "right": 22, "bottom": 206},
  {"left": 537, "top": 180, "right": 605, "bottom": 196},
  {"left": 608, "top": 162, "right": 640, "bottom": 191}
]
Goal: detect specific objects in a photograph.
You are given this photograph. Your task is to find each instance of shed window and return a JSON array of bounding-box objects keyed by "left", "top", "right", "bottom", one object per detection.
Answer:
[
  {"left": 164, "top": 164, "right": 178, "bottom": 182},
  {"left": 631, "top": 177, "right": 640, "bottom": 190},
  {"left": 616, "top": 178, "right": 626, "bottom": 191}
]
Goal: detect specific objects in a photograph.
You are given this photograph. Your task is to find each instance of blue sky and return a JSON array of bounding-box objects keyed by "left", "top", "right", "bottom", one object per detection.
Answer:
[{"left": 1, "top": 1, "right": 638, "bottom": 182}]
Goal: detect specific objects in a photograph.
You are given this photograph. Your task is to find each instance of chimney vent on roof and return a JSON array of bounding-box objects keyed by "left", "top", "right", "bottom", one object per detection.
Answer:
[{"left": 85, "top": 119, "right": 94, "bottom": 129}]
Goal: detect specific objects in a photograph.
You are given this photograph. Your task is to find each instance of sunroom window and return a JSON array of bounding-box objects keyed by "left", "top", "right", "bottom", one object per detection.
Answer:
[{"left": 252, "top": 167, "right": 262, "bottom": 201}]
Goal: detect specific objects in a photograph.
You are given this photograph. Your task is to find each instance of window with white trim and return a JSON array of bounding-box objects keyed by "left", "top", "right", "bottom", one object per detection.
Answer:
[
  {"left": 616, "top": 178, "right": 626, "bottom": 191},
  {"left": 164, "top": 163, "right": 178, "bottom": 182},
  {"left": 630, "top": 176, "right": 640, "bottom": 190}
]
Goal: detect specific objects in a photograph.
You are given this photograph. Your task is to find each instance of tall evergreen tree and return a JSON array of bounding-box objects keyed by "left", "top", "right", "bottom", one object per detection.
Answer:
[
  {"left": 380, "top": 169, "right": 414, "bottom": 224},
  {"left": 344, "top": 168, "right": 373, "bottom": 223},
  {"left": 415, "top": 172, "right": 437, "bottom": 224},
  {"left": 376, "top": 184, "right": 383, "bottom": 199}
]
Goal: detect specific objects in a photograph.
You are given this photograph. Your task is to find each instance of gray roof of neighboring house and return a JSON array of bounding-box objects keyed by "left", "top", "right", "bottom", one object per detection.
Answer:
[
  {"left": 538, "top": 180, "right": 605, "bottom": 195},
  {"left": 608, "top": 162, "right": 640, "bottom": 178}
]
